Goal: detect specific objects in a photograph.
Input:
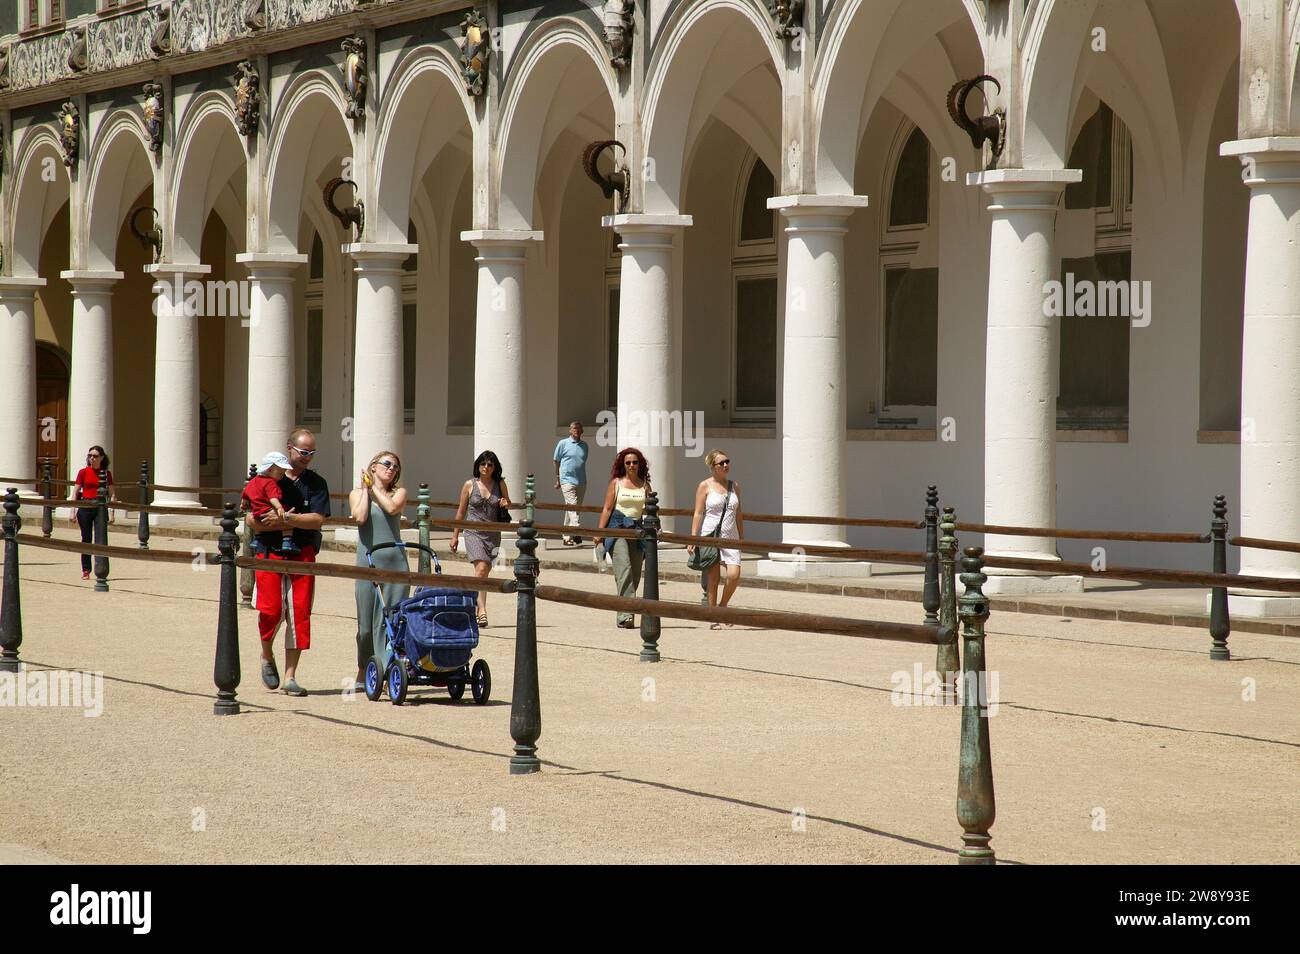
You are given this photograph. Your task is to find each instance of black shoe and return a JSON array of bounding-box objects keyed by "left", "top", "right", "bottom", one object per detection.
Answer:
[
  {"left": 261, "top": 659, "right": 280, "bottom": 690},
  {"left": 573, "top": 537, "right": 583, "bottom": 545}
]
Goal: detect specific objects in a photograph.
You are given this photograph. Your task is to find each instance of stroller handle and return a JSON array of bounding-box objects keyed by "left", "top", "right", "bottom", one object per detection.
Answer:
[{"left": 365, "top": 541, "right": 442, "bottom": 575}]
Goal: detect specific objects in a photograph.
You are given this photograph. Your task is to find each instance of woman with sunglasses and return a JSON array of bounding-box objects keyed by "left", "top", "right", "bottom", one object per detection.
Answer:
[
  {"left": 689, "top": 449, "right": 744, "bottom": 628},
  {"left": 451, "top": 450, "right": 512, "bottom": 627},
  {"left": 67, "top": 446, "right": 116, "bottom": 580},
  {"left": 594, "top": 448, "right": 652, "bottom": 629},
  {"left": 349, "top": 450, "right": 408, "bottom": 691}
]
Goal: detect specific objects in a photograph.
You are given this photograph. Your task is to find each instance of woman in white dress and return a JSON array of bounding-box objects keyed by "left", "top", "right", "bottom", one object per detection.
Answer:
[{"left": 688, "top": 449, "right": 744, "bottom": 628}]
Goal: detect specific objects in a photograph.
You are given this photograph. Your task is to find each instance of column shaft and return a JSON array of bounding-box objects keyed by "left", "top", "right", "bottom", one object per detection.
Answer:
[
  {"left": 63, "top": 272, "right": 123, "bottom": 482},
  {"left": 1221, "top": 141, "right": 1300, "bottom": 613},
  {"left": 149, "top": 267, "right": 208, "bottom": 506},
  {"left": 462, "top": 231, "right": 540, "bottom": 489},
  {"left": 0, "top": 280, "right": 45, "bottom": 489},
  {"left": 348, "top": 246, "right": 416, "bottom": 473},
  {"left": 237, "top": 255, "right": 305, "bottom": 467}
]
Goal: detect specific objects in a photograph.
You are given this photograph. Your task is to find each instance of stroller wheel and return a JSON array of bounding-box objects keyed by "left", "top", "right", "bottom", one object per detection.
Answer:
[
  {"left": 447, "top": 679, "right": 466, "bottom": 701},
  {"left": 364, "top": 658, "right": 384, "bottom": 702},
  {"left": 471, "top": 659, "right": 491, "bottom": 705},
  {"left": 387, "top": 662, "right": 409, "bottom": 706}
]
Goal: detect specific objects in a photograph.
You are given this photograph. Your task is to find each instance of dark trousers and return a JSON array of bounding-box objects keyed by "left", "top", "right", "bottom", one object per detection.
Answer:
[{"left": 76, "top": 507, "right": 96, "bottom": 573}]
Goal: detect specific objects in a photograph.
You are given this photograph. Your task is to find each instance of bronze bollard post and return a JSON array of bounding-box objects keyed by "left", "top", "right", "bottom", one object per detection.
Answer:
[
  {"left": 40, "top": 459, "right": 53, "bottom": 538},
  {"left": 417, "top": 482, "right": 431, "bottom": 575},
  {"left": 922, "top": 485, "right": 940, "bottom": 625},
  {"left": 137, "top": 458, "right": 150, "bottom": 549},
  {"left": 93, "top": 464, "right": 110, "bottom": 592},
  {"left": 936, "top": 506, "right": 960, "bottom": 705},
  {"left": 0, "top": 489, "right": 23, "bottom": 672},
  {"left": 1209, "top": 494, "right": 1231, "bottom": 661},
  {"left": 639, "top": 490, "right": 662, "bottom": 662},
  {"left": 509, "top": 474, "right": 541, "bottom": 774},
  {"left": 213, "top": 502, "right": 242, "bottom": 715},
  {"left": 956, "top": 546, "right": 995, "bottom": 865}
]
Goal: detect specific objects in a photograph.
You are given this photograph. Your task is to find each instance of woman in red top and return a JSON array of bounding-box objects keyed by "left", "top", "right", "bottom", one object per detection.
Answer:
[{"left": 68, "top": 445, "right": 115, "bottom": 580}]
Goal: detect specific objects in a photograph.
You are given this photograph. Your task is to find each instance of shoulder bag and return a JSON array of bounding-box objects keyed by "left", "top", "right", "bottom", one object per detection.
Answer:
[{"left": 687, "top": 480, "right": 731, "bottom": 571}]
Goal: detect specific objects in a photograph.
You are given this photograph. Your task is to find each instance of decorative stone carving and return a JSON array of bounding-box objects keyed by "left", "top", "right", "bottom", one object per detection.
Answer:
[
  {"left": 234, "top": 60, "right": 261, "bottom": 138},
  {"left": 456, "top": 10, "right": 491, "bottom": 98},
  {"left": 244, "top": 0, "right": 266, "bottom": 31},
  {"left": 768, "top": 0, "right": 803, "bottom": 39},
  {"left": 67, "top": 26, "right": 89, "bottom": 73},
  {"left": 0, "top": 45, "right": 11, "bottom": 91},
  {"left": 88, "top": 10, "right": 156, "bottom": 73},
  {"left": 602, "top": 0, "right": 634, "bottom": 70},
  {"left": 142, "top": 82, "right": 165, "bottom": 154},
  {"left": 340, "top": 37, "right": 367, "bottom": 121},
  {"left": 57, "top": 101, "right": 80, "bottom": 171},
  {"left": 150, "top": 5, "right": 173, "bottom": 58}
]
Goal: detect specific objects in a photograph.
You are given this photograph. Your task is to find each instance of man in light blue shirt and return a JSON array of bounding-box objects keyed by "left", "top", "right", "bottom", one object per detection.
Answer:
[{"left": 553, "top": 421, "right": 589, "bottom": 546}]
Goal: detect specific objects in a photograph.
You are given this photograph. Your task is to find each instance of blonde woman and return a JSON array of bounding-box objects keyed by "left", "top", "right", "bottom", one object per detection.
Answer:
[
  {"left": 350, "top": 451, "right": 409, "bottom": 691},
  {"left": 688, "top": 450, "right": 743, "bottom": 628}
]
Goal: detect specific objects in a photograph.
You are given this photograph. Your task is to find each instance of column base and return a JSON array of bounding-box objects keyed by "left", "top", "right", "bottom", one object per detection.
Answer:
[
  {"left": 1224, "top": 594, "right": 1300, "bottom": 619},
  {"left": 982, "top": 573, "right": 1084, "bottom": 596},
  {"left": 756, "top": 558, "right": 875, "bottom": 580}
]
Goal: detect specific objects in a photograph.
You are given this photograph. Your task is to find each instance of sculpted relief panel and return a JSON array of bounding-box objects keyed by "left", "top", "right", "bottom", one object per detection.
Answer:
[{"left": 173, "top": 0, "right": 252, "bottom": 53}]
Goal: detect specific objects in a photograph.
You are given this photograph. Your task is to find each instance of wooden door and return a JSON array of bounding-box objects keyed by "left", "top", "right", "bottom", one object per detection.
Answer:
[{"left": 36, "top": 344, "right": 69, "bottom": 481}]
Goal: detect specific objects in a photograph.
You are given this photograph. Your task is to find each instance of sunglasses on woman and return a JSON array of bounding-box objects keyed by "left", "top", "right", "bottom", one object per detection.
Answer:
[{"left": 376, "top": 460, "right": 396, "bottom": 470}]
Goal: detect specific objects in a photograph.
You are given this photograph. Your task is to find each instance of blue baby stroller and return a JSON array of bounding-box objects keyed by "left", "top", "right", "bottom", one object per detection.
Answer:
[{"left": 362, "top": 542, "right": 491, "bottom": 706}]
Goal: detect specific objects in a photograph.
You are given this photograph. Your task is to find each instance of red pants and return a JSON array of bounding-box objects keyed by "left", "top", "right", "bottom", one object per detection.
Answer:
[{"left": 255, "top": 546, "right": 317, "bottom": 650}]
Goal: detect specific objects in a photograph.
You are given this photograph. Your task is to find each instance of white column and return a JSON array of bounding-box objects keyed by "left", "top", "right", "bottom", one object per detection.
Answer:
[
  {"left": 345, "top": 244, "right": 417, "bottom": 474},
  {"left": 146, "top": 264, "right": 210, "bottom": 509},
  {"left": 61, "top": 270, "right": 124, "bottom": 483},
  {"left": 968, "top": 170, "right": 1083, "bottom": 595},
  {"left": 758, "top": 195, "right": 869, "bottom": 579},
  {"left": 604, "top": 214, "right": 691, "bottom": 527},
  {"left": 1220, "top": 139, "right": 1300, "bottom": 616},
  {"left": 460, "top": 230, "right": 541, "bottom": 493},
  {"left": 0, "top": 277, "right": 47, "bottom": 492},
  {"left": 236, "top": 254, "right": 306, "bottom": 468}
]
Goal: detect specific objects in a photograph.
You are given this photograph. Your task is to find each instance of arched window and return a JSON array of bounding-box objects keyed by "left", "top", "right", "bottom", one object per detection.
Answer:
[
  {"left": 199, "top": 393, "right": 220, "bottom": 478},
  {"left": 878, "top": 122, "right": 937, "bottom": 426},
  {"left": 888, "top": 128, "right": 929, "bottom": 227},
  {"left": 1058, "top": 100, "right": 1133, "bottom": 432},
  {"left": 731, "top": 154, "right": 778, "bottom": 423},
  {"left": 305, "top": 231, "right": 324, "bottom": 426}
]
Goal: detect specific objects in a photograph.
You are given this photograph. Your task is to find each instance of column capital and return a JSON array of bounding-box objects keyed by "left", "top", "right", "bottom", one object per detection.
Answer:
[
  {"left": 144, "top": 262, "right": 212, "bottom": 277},
  {"left": 1220, "top": 137, "right": 1300, "bottom": 158},
  {"left": 236, "top": 252, "right": 307, "bottom": 281},
  {"left": 460, "top": 229, "right": 544, "bottom": 248},
  {"left": 967, "top": 168, "right": 1081, "bottom": 197},
  {"left": 60, "top": 270, "right": 125, "bottom": 289},
  {"left": 767, "top": 194, "right": 868, "bottom": 216},
  {"left": 1221, "top": 139, "right": 1300, "bottom": 185},
  {"left": 0, "top": 276, "right": 48, "bottom": 294},
  {"left": 601, "top": 213, "right": 693, "bottom": 232},
  {"left": 344, "top": 243, "right": 418, "bottom": 266}
]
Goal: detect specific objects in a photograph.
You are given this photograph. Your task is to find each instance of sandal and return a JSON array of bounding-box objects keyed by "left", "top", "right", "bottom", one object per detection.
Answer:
[{"left": 477, "top": 612, "right": 489, "bottom": 628}]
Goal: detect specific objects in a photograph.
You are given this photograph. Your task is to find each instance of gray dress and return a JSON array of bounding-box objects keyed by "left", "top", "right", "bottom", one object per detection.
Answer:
[
  {"left": 356, "top": 497, "right": 409, "bottom": 670},
  {"left": 464, "top": 479, "right": 502, "bottom": 565}
]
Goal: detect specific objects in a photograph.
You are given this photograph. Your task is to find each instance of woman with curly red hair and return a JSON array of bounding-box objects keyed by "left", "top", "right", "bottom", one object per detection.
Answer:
[{"left": 593, "top": 447, "right": 651, "bottom": 628}]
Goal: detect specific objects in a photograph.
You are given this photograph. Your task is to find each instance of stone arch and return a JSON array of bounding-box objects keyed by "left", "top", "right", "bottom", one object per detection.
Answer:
[
  {"left": 372, "top": 45, "right": 474, "bottom": 244},
  {"left": 264, "top": 71, "right": 351, "bottom": 254},
  {"left": 641, "top": 0, "right": 784, "bottom": 213},
  {"left": 814, "top": 0, "right": 982, "bottom": 196},
  {"left": 84, "top": 110, "right": 154, "bottom": 270},
  {"left": 8, "top": 126, "right": 70, "bottom": 277},
  {"left": 170, "top": 92, "right": 245, "bottom": 264},
  {"left": 497, "top": 17, "right": 617, "bottom": 230}
]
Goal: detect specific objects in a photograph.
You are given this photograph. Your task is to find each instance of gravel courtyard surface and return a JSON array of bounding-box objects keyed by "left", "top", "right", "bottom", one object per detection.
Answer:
[{"left": 2, "top": 531, "right": 1297, "bottom": 865}]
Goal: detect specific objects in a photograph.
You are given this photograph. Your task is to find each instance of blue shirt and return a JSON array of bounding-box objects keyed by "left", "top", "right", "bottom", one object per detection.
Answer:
[{"left": 553, "top": 438, "right": 589, "bottom": 486}]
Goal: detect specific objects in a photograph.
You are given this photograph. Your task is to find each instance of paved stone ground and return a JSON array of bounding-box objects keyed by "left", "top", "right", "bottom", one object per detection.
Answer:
[{"left": 1, "top": 529, "right": 1297, "bottom": 864}]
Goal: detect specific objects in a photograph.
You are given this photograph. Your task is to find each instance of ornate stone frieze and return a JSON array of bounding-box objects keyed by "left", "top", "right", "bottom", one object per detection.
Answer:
[
  {"left": 0, "top": 45, "right": 11, "bottom": 91},
  {"left": 88, "top": 10, "right": 157, "bottom": 72},
  {"left": 173, "top": 0, "right": 252, "bottom": 54},
  {"left": 150, "top": 4, "right": 174, "bottom": 58}
]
